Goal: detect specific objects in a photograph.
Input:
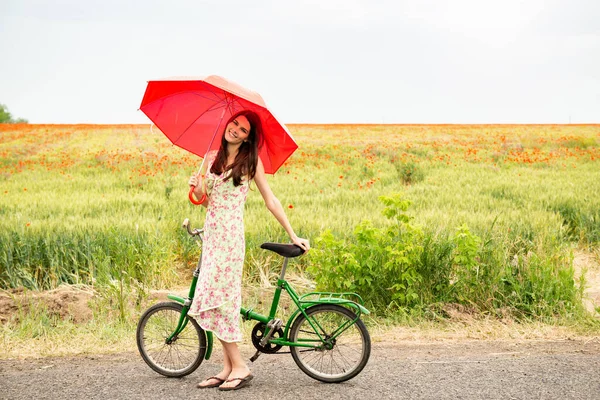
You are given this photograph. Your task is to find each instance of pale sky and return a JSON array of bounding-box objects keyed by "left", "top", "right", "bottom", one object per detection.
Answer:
[{"left": 1, "top": 0, "right": 599, "bottom": 124}]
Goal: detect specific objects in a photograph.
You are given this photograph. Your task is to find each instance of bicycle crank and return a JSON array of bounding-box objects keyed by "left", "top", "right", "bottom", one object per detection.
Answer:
[
  {"left": 260, "top": 319, "right": 283, "bottom": 347},
  {"left": 249, "top": 320, "right": 284, "bottom": 362}
]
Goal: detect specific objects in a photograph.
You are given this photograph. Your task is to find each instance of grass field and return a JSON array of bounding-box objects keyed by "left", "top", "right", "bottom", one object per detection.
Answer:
[{"left": 1, "top": 123, "right": 599, "bottom": 355}]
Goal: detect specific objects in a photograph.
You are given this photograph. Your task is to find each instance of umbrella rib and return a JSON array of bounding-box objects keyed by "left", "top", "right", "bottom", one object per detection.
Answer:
[
  {"left": 145, "top": 91, "right": 227, "bottom": 144},
  {"left": 170, "top": 93, "right": 229, "bottom": 146},
  {"left": 225, "top": 93, "right": 242, "bottom": 116}
]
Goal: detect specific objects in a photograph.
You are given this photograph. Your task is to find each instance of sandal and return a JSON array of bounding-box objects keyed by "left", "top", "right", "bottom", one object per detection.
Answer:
[
  {"left": 218, "top": 374, "right": 254, "bottom": 391},
  {"left": 197, "top": 376, "right": 225, "bottom": 389}
]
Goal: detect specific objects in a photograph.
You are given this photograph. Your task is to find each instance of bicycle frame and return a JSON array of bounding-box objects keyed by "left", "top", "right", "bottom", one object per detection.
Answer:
[{"left": 240, "top": 257, "right": 370, "bottom": 349}]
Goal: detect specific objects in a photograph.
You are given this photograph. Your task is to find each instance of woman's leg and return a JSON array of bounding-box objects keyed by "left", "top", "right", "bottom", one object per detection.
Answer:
[
  {"left": 197, "top": 341, "right": 233, "bottom": 388},
  {"left": 219, "top": 340, "right": 251, "bottom": 389}
]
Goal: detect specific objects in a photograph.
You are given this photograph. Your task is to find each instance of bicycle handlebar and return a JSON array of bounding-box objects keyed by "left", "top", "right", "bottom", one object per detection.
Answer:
[{"left": 182, "top": 218, "right": 204, "bottom": 239}]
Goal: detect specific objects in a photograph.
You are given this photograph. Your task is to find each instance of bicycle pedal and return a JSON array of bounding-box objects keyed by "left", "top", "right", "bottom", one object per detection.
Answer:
[
  {"left": 270, "top": 318, "right": 283, "bottom": 330},
  {"left": 249, "top": 351, "right": 261, "bottom": 363},
  {"left": 259, "top": 318, "right": 283, "bottom": 347}
]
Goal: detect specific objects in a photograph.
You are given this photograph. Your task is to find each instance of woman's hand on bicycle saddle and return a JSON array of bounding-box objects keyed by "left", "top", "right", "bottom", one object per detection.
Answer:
[{"left": 291, "top": 236, "right": 310, "bottom": 253}]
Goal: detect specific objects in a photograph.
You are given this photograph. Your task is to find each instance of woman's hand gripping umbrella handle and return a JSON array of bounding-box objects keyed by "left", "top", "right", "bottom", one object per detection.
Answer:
[
  {"left": 188, "top": 157, "right": 209, "bottom": 205},
  {"left": 188, "top": 185, "right": 206, "bottom": 205}
]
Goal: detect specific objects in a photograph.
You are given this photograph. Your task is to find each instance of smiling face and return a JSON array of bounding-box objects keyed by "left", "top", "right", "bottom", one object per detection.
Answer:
[
  {"left": 214, "top": 111, "right": 261, "bottom": 184},
  {"left": 224, "top": 115, "right": 251, "bottom": 146}
]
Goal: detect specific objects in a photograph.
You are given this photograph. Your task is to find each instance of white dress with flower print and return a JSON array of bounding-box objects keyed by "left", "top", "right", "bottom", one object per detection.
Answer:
[{"left": 188, "top": 159, "right": 249, "bottom": 343}]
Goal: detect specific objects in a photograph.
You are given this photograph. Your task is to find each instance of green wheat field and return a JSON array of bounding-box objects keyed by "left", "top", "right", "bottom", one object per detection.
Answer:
[{"left": 1, "top": 123, "right": 599, "bottom": 356}]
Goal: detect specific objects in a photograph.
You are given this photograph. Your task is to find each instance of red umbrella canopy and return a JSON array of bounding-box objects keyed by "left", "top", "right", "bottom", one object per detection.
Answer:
[{"left": 140, "top": 75, "right": 298, "bottom": 174}]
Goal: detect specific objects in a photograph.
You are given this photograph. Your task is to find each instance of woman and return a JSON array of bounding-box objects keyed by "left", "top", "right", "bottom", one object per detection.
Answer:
[{"left": 187, "top": 110, "right": 310, "bottom": 391}]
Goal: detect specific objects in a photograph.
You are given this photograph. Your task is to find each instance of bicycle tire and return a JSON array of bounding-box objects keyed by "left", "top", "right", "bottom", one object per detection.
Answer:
[
  {"left": 289, "top": 304, "right": 371, "bottom": 383},
  {"left": 136, "top": 301, "right": 207, "bottom": 377}
]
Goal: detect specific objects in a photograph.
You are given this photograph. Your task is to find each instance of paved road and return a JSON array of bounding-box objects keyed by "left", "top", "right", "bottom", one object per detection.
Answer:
[{"left": 1, "top": 340, "right": 599, "bottom": 400}]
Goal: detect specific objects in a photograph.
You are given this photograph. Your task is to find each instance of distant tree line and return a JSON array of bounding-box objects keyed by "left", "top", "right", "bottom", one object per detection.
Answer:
[{"left": 0, "top": 103, "right": 28, "bottom": 123}]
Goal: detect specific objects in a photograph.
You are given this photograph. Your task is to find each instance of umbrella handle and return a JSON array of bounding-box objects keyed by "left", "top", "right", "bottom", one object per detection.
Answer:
[{"left": 188, "top": 186, "right": 206, "bottom": 205}]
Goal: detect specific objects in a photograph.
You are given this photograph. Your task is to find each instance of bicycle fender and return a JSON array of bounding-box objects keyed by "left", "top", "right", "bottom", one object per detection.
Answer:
[
  {"left": 205, "top": 331, "right": 213, "bottom": 360},
  {"left": 167, "top": 294, "right": 185, "bottom": 304},
  {"left": 166, "top": 294, "right": 214, "bottom": 360},
  {"left": 300, "top": 299, "right": 370, "bottom": 315},
  {"left": 352, "top": 302, "right": 370, "bottom": 315},
  {"left": 329, "top": 300, "right": 370, "bottom": 315}
]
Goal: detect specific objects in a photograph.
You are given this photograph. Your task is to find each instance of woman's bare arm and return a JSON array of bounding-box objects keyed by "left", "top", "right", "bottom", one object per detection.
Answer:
[{"left": 254, "top": 159, "right": 310, "bottom": 251}]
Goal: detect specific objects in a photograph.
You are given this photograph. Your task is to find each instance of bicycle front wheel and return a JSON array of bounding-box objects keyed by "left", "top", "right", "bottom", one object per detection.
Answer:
[
  {"left": 289, "top": 304, "right": 371, "bottom": 383},
  {"left": 136, "top": 302, "right": 206, "bottom": 377}
]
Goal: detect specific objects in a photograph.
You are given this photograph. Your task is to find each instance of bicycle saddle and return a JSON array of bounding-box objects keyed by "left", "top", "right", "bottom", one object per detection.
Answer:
[{"left": 260, "top": 243, "right": 305, "bottom": 258}]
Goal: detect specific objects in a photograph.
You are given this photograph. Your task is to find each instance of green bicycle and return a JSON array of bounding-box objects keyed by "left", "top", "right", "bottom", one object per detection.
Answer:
[{"left": 136, "top": 219, "right": 371, "bottom": 383}]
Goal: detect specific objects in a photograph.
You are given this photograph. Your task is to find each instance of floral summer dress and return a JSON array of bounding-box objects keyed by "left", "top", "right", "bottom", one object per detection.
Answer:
[{"left": 188, "top": 160, "right": 249, "bottom": 343}]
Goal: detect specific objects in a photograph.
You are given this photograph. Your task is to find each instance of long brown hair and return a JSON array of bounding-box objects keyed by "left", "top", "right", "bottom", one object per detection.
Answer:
[{"left": 210, "top": 110, "right": 264, "bottom": 186}]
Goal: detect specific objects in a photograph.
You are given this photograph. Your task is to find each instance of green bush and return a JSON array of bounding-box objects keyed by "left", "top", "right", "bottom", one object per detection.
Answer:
[
  {"left": 308, "top": 193, "right": 586, "bottom": 319},
  {"left": 308, "top": 194, "right": 423, "bottom": 310}
]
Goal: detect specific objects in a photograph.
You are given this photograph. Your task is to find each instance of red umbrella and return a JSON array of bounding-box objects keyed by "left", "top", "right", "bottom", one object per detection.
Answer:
[
  {"left": 140, "top": 75, "right": 297, "bottom": 173},
  {"left": 139, "top": 75, "right": 298, "bottom": 203}
]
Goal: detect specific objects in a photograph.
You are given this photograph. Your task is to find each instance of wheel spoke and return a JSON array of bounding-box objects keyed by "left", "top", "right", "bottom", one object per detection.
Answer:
[
  {"left": 290, "top": 304, "right": 370, "bottom": 382},
  {"left": 137, "top": 303, "right": 206, "bottom": 377}
]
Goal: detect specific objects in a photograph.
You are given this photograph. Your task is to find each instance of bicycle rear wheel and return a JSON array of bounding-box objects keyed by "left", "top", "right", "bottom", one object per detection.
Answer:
[
  {"left": 289, "top": 304, "right": 371, "bottom": 383},
  {"left": 136, "top": 302, "right": 206, "bottom": 377}
]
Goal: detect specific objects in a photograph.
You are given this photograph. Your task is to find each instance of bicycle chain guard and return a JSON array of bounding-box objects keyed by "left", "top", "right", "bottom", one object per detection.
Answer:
[{"left": 251, "top": 322, "right": 284, "bottom": 354}]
